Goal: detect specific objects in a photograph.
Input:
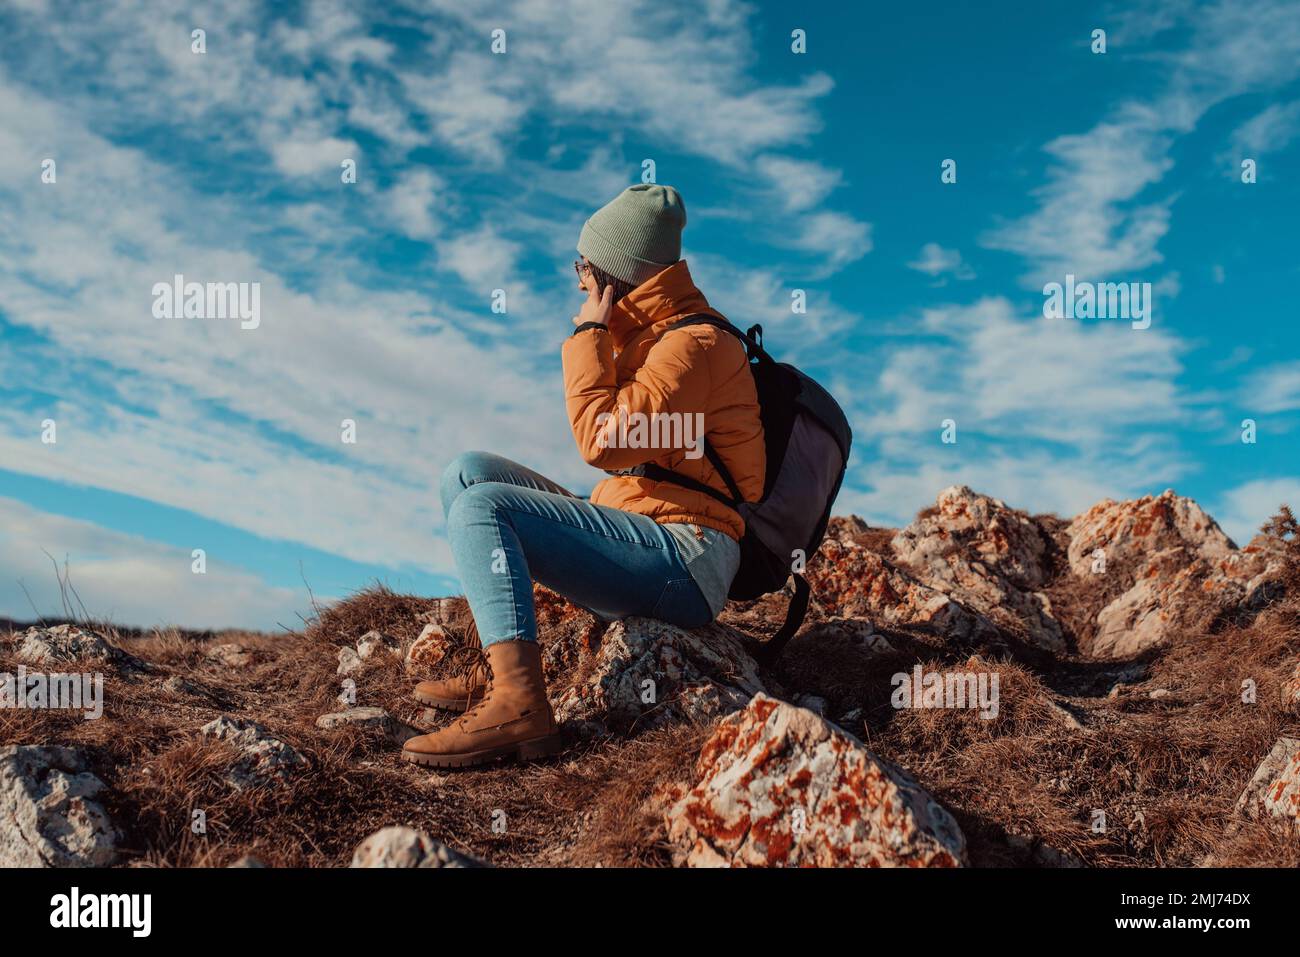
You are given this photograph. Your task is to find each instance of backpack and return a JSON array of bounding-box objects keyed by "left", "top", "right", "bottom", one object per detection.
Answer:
[{"left": 629, "top": 315, "right": 853, "bottom": 665}]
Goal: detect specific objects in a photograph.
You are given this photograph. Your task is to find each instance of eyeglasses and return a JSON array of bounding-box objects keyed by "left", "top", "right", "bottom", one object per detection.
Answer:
[{"left": 573, "top": 259, "right": 592, "bottom": 279}]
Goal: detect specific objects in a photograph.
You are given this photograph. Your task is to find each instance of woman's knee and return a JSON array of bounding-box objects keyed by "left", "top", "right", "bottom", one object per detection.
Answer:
[
  {"left": 446, "top": 479, "right": 507, "bottom": 530},
  {"left": 440, "top": 451, "right": 499, "bottom": 513}
]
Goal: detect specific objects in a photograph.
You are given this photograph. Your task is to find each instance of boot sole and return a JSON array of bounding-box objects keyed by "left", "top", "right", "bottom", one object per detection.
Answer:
[
  {"left": 412, "top": 688, "right": 483, "bottom": 713},
  {"left": 402, "top": 733, "right": 565, "bottom": 769}
]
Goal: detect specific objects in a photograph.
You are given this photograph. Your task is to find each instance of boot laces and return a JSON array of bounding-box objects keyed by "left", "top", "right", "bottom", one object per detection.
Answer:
[{"left": 444, "top": 645, "right": 490, "bottom": 712}]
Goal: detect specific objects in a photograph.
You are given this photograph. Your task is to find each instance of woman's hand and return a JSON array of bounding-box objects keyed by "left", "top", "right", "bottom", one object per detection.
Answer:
[{"left": 572, "top": 281, "right": 614, "bottom": 328}]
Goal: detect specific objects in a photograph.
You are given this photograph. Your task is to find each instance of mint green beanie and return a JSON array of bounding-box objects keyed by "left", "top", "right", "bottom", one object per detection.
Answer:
[{"left": 577, "top": 184, "right": 686, "bottom": 287}]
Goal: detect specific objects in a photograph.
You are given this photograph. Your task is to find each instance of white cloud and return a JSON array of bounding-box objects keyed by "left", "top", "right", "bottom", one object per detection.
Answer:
[
  {"left": 384, "top": 167, "right": 446, "bottom": 240},
  {"left": 0, "top": 496, "right": 301, "bottom": 631},
  {"left": 982, "top": 0, "right": 1300, "bottom": 287},
  {"left": 861, "top": 297, "right": 1189, "bottom": 445},
  {"left": 837, "top": 296, "right": 1198, "bottom": 528},
  {"left": 981, "top": 108, "right": 1175, "bottom": 286},
  {"left": 1231, "top": 100, "right": 1300, "bottom": 154},
  {"left": 907, "top": 242, "right": 975, "bottom": 281},
  {"left": 438, "top": 224, "right": 525, "bottom": 289},
  {"left": 1213, "top": 478, "right": 1300, "bottom": 546},
  {"left": 271, "top": 135, "right": 359, "bottom": 176},
  {"left": 755, "top": 156, "right": 843, "bottom": 212},
  {"left": 1243, "top": 361, "right": 1300, "bottom": 413},
  {"left": 0, "top": 79, "right": 578, "bottom": 576},
  {"left": 781, "top": 210, "right": 872, "bottom": 274}
]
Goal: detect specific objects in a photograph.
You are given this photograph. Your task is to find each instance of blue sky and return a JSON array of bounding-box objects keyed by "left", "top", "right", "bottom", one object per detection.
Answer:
[{"left": 1, "top": 0, "right": 1298, "bottom": 630}]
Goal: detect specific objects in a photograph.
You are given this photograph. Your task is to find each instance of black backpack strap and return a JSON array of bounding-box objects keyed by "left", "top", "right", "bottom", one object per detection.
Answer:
[
  {"left": 755, "top": 574, "right": 811, "bottom": 667},
  {"left": 629, "top": 460, "right": 736, "bottom": 509},
  {"left": 665, "top": 314, "right": 774, "bottom": 365},
  {"left": 622, "top": 315, "right": 753, "bottom": 507}
]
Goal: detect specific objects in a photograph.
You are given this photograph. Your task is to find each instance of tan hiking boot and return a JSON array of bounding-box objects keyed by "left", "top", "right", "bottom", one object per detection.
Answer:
[
  {"left": 402, "top": 640, "right": 563, "bottom": 768},
  {"left": 412, "top": 620, "right": 486, "bottom": 712}
]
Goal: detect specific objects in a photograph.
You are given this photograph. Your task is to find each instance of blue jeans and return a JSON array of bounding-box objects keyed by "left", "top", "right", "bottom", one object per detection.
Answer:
[{"left": 441, "top": 451, "right": 715, "bottom": 646}]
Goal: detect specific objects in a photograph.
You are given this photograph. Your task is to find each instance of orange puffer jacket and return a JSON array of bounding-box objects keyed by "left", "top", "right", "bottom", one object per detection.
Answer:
[{"left": 561, "top": 260, "right": 765, "bottom": 542}]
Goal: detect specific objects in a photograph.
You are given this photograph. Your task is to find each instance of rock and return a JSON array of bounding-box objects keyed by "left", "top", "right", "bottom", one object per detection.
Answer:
[
  {"left": 553, "top": 617, "right": 764, "bottom": 736},
  {"left": 349, "top": 826, "right": 485, "bottom": 868},
  {"left": 837, "top": 707, "right": 865, "bottom": 728},
  {"left": 795, "top": 617, "right": 895, "bottom": 657},
  {"left": 411, "top": 708, "right": 441, "bottom": 730},
  {"left": 806, "top": 537, "right": 997, "bottom": 644},
  {"left": 404, "top": 624, "right": 453, "bottom": 674},
  {"left": 1090, "top": 548, "right": 1199, "bottom": 656},
  {"left": 1070, "top": 494, "right": 1288, "bottom": 658},
  {"left": 206, "top": 643, "right": 254, "bottom": 667},
  {"left": 1090, "top": 542, "right": 1286, "bottom": 658},
  {"left": 794, "top": 693, "right": 827, "bottom": 715},
  {"left": 1148, "top": 688, "right": 1171, "bottom": 700},
  {"left": 336, "top": 645, "right": 362, "bottom": 676},
  {"left": 891, "top": 486, "right": 1064, "bottom": 651},
  {"left": 356, "top": 630, "right": 398, "bottom": 660},
  {"left": 1045, "top": 699, "right": 1085, "bottom": 730},
  {"left": 1066, "top": 489, "right": 1235, "bottom": 574},
  {"left": 1235, "top": 737, "right": 1300, "bottom": 829},
  {"left": 535, "top": 584, "right": 607, "bottom": 683},
  {"left": 415, "top": 597, "right": 467, "bottom": 627},
  {"left": 12, "top": 624, "right": 145, "bottom": 673},
  {"left": 199, "top": 716, "right": 308, "bottom": 791},
  {"left": 0, "top": 746, "right": 120, "bottom": 867},
  {"left": 666, "top": 694, "right": 967, "bottom": 867},
  {"left": 161, "top": 675, "right": 219, "bottom": 702},
  {"left": 227, "top": 854, "right": 266, "bottom": 868},
  {"left": 315, "top": 707, "right": 419, "bottom": 744}
]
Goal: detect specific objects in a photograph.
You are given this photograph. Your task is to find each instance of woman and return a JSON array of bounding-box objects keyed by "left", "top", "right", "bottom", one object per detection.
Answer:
[{"left": 402, "top": 184, "right": 765, "bottom": 768}]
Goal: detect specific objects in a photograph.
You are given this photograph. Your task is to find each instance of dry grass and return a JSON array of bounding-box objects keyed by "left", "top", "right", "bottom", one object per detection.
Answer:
[{"left": 4, "top": 511, "right": 1298, "bottom": 868}]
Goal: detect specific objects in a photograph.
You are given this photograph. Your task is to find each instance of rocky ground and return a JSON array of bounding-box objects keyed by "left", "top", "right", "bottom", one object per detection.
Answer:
[{"left": 2, "top": 486, "right": 1298, "bottom": 868}]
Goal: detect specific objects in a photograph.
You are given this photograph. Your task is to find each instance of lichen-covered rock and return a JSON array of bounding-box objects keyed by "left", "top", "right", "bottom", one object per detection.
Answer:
[
  {"left": 666, "top": 695, "right": 966, "bottom": 867},
  {"left": 806, "top": 537, "right": 997, "bottom": 643},
  {"left": 206, "top": 643, "right": 254, "bottom": 667},
  {"left": 1067, "top": 493, "right": 1287, "bottom": 658},
  {"left": 1089, "top": 539, "right": 1287, "bottom": 658},
  {"left": 553, "top": 617, "right": 763, "bottom": 736},
  {"left": 199, "top": 716, "right": 308, "bottom": 791},
  {"left": 1091, "top": 547, "right": 1202, "bottom": 657},
  {"left": 891, "top": 486, "right": 1065, "bottom": 651},
  {"left": 534, "top": 584, "right": 606, "bottom": 684},
  {"left": 415, "top": 597, "right": 469, "bottom": 627},
  {"left": 356, "top": 630, "right": 398, "bottom": 660},
  {"left": 315, "top": 706, "right": 418, "bottom": 744},
  {"left": 404, "top": 623, "right": 453, "bottom": 674},
  {"left": 1235, "top": 737, "right": 1300, "bottom": 828},
  {"left": 349, "top": 826, "right": 485, "bottom": 868},
  {"left": 0, "top": 746, "right": 121, "bottom": 867},
  {"left": 895, "top": 486, "right": 1056, "bottom": 588},
  {"left": 1066, "top": 489, "right": 1234, "bottom": 575},
  {"left": 12, "top": 624, "right": 145, "bottom": 673},
  {"left": 336, "top": 645, "right": 363, "bottom": 676}
]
